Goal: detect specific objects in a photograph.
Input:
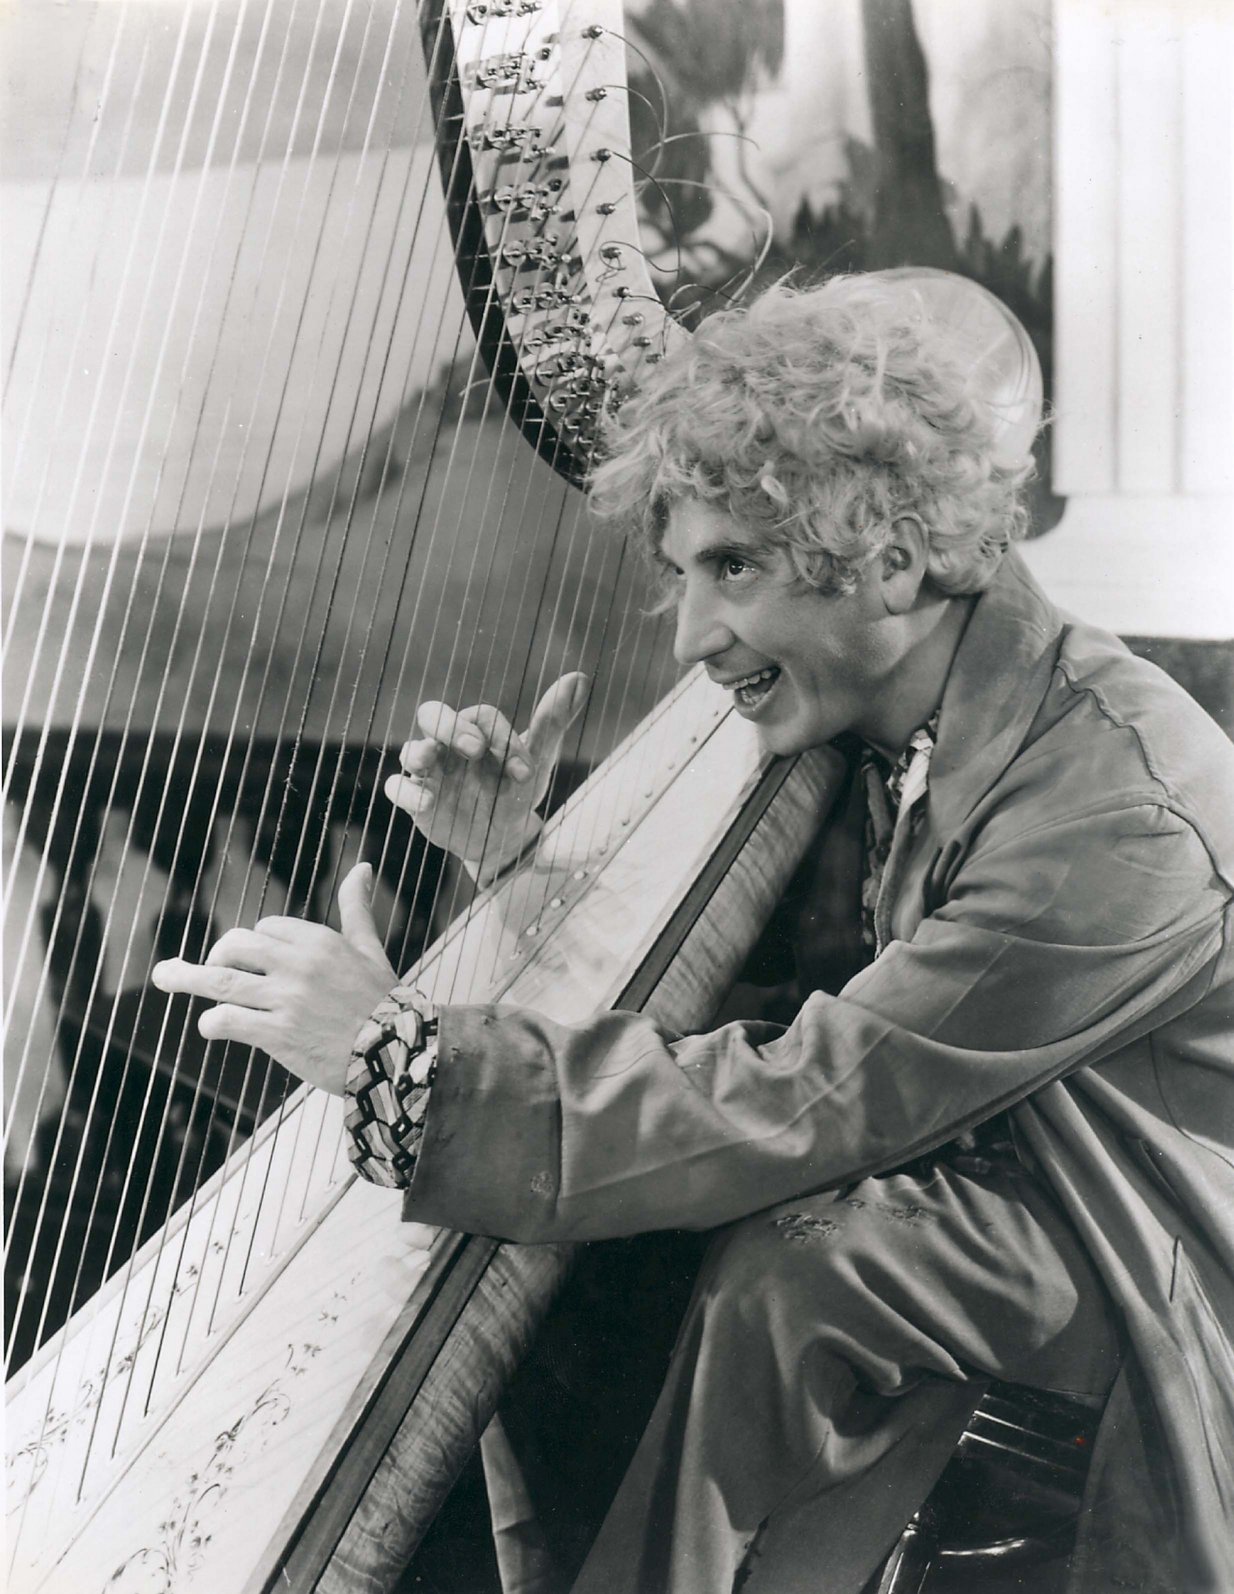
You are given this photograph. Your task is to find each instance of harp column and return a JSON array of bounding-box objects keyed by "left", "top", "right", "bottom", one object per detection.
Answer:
[{"left": 1024, "top": 0, "right": 1233, "bottom": 640}]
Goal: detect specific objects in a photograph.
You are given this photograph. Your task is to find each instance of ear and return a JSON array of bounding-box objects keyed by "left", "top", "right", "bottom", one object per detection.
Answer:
[{"left": 878, "top": 516, "right": 930, "bottom": 615}]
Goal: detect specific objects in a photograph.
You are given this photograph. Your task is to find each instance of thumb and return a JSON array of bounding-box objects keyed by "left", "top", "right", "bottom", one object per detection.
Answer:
[
  {"left": 338, "top": 863, "right": 389, "bottom": 964},
  {"left": 524, "top": 672, "right": 589, "bottom": 763}
]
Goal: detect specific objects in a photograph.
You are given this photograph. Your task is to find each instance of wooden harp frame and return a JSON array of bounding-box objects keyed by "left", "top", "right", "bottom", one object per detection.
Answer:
[{"left": 4, "top": 4, "right": 842, "bottom": 1589}]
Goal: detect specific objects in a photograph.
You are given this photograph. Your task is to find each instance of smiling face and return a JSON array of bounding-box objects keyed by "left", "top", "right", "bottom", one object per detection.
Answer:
[{"left": 659, "top": 499, "right": 913, "bottom": 756}]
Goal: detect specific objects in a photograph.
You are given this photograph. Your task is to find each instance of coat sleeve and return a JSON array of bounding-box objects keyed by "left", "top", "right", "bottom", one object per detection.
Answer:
[{"left": 406, "top": 800, "right": 1228, "bottom": 1240}]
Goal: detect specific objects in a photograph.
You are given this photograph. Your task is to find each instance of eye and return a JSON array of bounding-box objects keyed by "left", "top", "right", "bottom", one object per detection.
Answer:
[
  {"left": 720, "top": 555, "right": 756, "bottom": 581},
  {"left": 653, "top": 562, "right": 684, "bottom": 610}
]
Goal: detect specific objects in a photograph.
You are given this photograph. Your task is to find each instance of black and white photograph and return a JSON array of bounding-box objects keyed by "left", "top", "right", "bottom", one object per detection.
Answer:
[{"left": 3, "top": 2, "right": 1232, "bottom": 1590}]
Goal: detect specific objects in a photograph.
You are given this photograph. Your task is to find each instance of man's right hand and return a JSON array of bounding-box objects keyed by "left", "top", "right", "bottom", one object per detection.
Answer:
[{"left": 385, "top": 672, "right": 589, "bottom": 877}]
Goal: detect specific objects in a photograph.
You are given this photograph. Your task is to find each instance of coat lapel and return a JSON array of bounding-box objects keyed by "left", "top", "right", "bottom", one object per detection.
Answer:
[
  {"left": 926, "top": 551, "right": 1064, "bottom": 841},
  {"left": 870, "top": 553, "right": 1065, "bottom": 949}
]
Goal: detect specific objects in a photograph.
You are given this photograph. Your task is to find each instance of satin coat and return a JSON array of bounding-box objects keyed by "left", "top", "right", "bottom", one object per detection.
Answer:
[{"left": 408, "top": 553, "right": 1234, "bottom": 1592}]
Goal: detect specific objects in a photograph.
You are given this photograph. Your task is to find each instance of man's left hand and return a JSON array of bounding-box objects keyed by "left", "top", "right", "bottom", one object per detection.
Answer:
[{"left": 151, "top": 863, "right": 396, "bottom": 1096}]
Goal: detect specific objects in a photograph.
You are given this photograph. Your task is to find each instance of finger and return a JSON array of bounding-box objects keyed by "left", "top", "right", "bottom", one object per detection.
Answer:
[
  {"left": 525, "top": 672, "right": 589, "bottom": 762},
  {"left": 337, "top": 863, "right": 390, "bottom": 964},
  {"left": 402, "top": 1223, "right": 439, "bottom": 1252},
  {"left": 251, "top": 914, "right": 321, "bottom": 944},
  {"left": 397, "top": 738, "right": 440, "bottom": 775},
  {"left": 462, "top": 703, "right": 516, "bottom": 756},
  {"left": 385, "top": 772, "right": 436, "bottom": 817},
  {"left": 464, "top": 706, "right": 533, "bottom": 783},
  {"left": 197, "top": 1003, "right": 277, "bottom": 1048},
  {"left": 152, "top": 958, "right": 273, "bottom": 1009},
  {"left": 416, "top": 700, "right": 487, "bottom": 760},
  {"left": 204, "top": 928, "right": 277, "bottom": 973}
]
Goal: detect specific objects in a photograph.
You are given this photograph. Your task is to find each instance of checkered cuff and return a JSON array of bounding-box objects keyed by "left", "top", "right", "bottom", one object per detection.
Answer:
[{"left": 344, "top": 983, "right": 438, "bottom": 1189}]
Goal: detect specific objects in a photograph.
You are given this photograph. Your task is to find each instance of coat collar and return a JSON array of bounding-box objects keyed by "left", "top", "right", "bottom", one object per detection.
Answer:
[{"left": 927, "top": 550, "right": 1064, "bottom": 837}]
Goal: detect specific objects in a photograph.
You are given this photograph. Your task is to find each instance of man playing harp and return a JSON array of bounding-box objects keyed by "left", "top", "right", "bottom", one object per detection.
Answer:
[{"left": 155, "top": 274, "right": 1234, "bottom": 1593}]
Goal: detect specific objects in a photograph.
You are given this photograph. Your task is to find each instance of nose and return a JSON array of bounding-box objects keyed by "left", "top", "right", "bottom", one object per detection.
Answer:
[{"left": 672, "top": 580, "right": 734, "bottom": 667}]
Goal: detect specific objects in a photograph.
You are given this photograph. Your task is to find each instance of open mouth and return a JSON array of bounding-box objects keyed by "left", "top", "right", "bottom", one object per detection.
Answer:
[{"left": 729, "top": 667, "right": 781, "bottom": 712}]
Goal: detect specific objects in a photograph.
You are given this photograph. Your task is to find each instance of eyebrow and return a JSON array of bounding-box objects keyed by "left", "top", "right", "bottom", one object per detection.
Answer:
[
  {"left": 657, "top": 539, "right": 764, "bottom": 571},
  {"left": 703, "top": 540, "right": 762, "bottom": 563}
]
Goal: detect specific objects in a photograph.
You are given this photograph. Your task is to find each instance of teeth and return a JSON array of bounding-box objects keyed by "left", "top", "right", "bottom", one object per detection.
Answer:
[{"left": 731, "top": 668, "right": 777, "bottom": 690}]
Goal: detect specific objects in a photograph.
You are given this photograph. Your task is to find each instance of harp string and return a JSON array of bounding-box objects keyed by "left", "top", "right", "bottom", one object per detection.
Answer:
[
  {"left": 162, "top": 0, "right": 445, "bottom": 1070},
  {"left": 2, "top": 1, "right": 127, "bottom": 477},
  {"left": 4, "top": 0, "right": 433, "bottom": 1421},
  {"left": 302, "top": 12, "right": 551, "bottom": 1012},
  {"left": 443, "top": 15, "right": 691, "bottom": 969},
  {"left": 72, "top": 0, "right": 494, "bottom": 1479},
  {"left": 494, "top": 399, "right": 670, "bottom": 949},
  {"left": 161, "top": 0, "right": 644, "bottom": 1358},
  {"left": 371, "top": 3, "right": 675, "bottom": 994},
  {"left": 507, "top": 27, "right": 691, "bottom": 929},
  {"left": 12, "top": 0, "right": 234, "bottom": 1504},
  {"left": 6, "top": 0, "right": 694, "bottom": 1524},
  {"left": 345, "top": 0, "right": 605, "bottom": 998},
  {"left": 4, "top": 21, "right": 248, "bottom": 1517},
  {"left": 2, "top": 0, "right": 277, "bottom": 1373},
  {"left": 138, "top": 0, "right": 459, "bottom": 1256},
  {"left": 74, "top": 0, "right": 465, "bottom": 1427},
  {"left": 9, "top": 0, "right": 583, "bottom": 1383},
  {"left": 459, "top": 410, "right": 677, "bottom": 942},
  {"left": 0, "top": 10, "right": 102, "bottom": 389},
  {"left": 170, "top": 3, "right": 637, "bottom": 1109},
  {"left": 163, "top": 0, "right": 522, "bottom": 1289},
  {"left": 0, "top": 12, "right": 183, "bottom": 1017},
  {"left": 47, "top": 0, "right": 347, "bottom": 1314},
  {"left": 27, "top": 0, "right": 315, "bottom": 1316},
  {"left": 2, "top": 0, "right": 403, "bottom": 1460},
  {"left": 0, "top": 1, "right": 295, "bottom": 1237},
  {"left": 417, "top": 28, "right": 656, "bottom": 1007},
  {"left": 563, "top": 16, "right": 696, "bottom": 860},
  {"left": 0, "top": 0, "right": 285, "bottom": 1120},
  {"left": 3, "top": 0, "right": 301, "bottom": 1504},
  {"left": 21, "top": 0, "right": 554, "bottom": 1447},
  {"left": 3, "top": 0, "right": 230, "bottom": 778},
  {"left": 2, "top": 0, "right": 323, "bottom": 1364},
  {"left": 1, "top": 4, "right": 146, "bottom": 655}
]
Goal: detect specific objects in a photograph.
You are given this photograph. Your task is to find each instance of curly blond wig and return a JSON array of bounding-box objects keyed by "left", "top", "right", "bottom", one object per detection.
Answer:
[{"left": 588, "top": 273, "right": 1036, "bottom": 596}]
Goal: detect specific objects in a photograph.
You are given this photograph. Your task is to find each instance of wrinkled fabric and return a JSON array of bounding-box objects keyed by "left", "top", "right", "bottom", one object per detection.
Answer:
[
  {"left": 409, "top": 553, "right": 1234, "bottom": 1592},
  {"left": 572, "top": 1165, "right": 1121, "bottom": 1594}
]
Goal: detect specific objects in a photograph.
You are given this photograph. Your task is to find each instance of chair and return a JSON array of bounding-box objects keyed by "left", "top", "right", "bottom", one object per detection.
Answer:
[{"left": 872, "top": 1382, "right": 1102, "bottom": 1593}]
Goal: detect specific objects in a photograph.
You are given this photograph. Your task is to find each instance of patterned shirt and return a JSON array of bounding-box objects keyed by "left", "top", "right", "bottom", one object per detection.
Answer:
[{"left": 859, "top": 714, "right": 940, "bottom": 953}]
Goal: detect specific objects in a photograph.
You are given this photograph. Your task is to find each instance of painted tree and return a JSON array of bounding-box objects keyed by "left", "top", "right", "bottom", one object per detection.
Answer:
[
  {"left": 625, "top": 0, "right": 784, "bottom": 292},
  {"left": 860, "top": 0, "right": 957, "bottom": 269}
]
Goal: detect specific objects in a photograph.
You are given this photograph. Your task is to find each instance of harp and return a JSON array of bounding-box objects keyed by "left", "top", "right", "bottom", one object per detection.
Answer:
[{"left": 3, "top": 3, "right": 843, "bottom": 1587}]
